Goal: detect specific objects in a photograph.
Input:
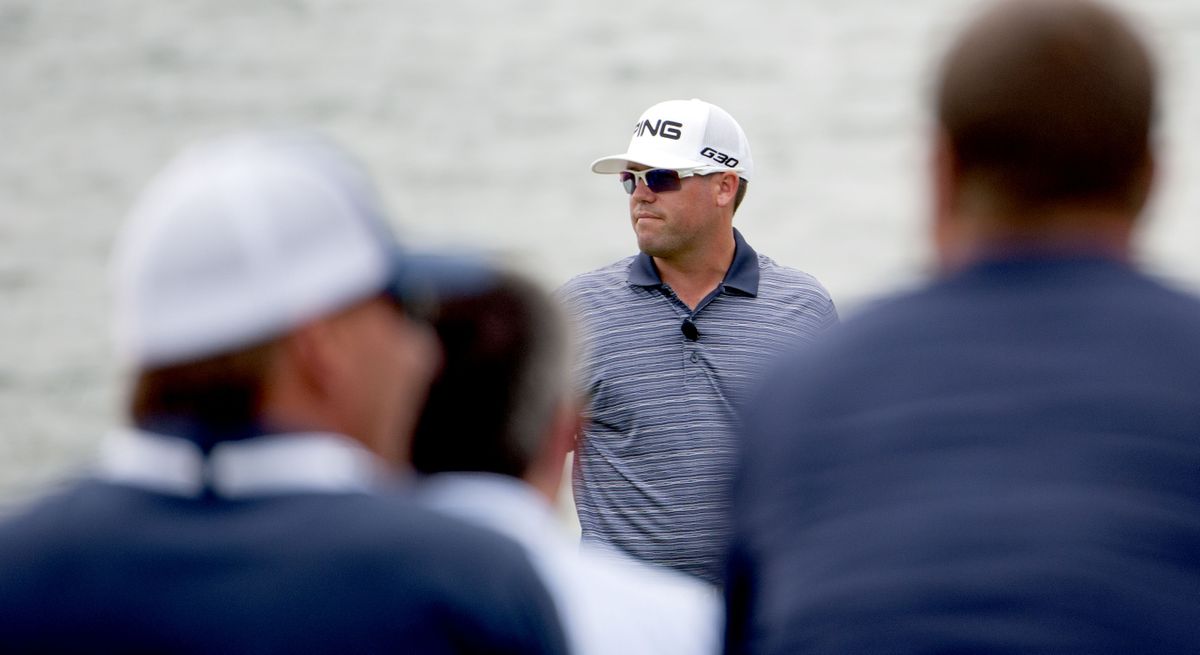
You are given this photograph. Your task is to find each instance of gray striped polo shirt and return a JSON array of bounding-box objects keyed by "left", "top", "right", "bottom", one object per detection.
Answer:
[{"left": 558, "top": 229, "right": 837, "bottom": 584}]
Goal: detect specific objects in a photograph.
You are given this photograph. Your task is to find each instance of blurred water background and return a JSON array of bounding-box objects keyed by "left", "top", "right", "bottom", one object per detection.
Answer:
[{"left": 3, "top": 0, "right": 1200, "bottom": 506}]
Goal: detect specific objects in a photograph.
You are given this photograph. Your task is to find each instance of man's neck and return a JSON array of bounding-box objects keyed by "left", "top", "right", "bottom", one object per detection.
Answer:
[
  {"left": 938, "top": 206, "right": 1136, "bottom": 273},
  {"left": 653, "top": 232, "right": 737, "bottom": 310}
]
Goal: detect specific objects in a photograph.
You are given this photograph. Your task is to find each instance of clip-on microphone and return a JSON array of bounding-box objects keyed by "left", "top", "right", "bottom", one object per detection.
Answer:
[{"left": 680, "top": 318, "right": 700, "bottom": 342}]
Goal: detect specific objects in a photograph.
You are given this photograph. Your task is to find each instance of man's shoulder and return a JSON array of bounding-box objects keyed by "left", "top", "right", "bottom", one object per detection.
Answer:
[
  {"left": 755, "top": 253, "right": 833, "bottom": 301},
  {"left": 577, "top": 544, "right": 714, "bottom": 603},
  {"left": 0, "top": 478, "right": 536, "bottom": 577},
  {"left": 747, "top": 254, "right": 839, "bottom": 332},
  {"left": 556, "top": 256, "right": 636, "bottom": 302},
  {"left": 416, "top": 473, "right": 548, "bottom": 552},
  {"left": 255, "top": 489, "right": 563, "bottom": 595},
  {"left": 0, "top": 480, "right": 568, "bottom": 653},
  {"left": 0, "top": 478, "right": 127, "bottom": 549},
  {"left": 355, "top": 495, "right": 569, "bottom": 649},
  {"left": 758, "top": 259, "right": 1200, "bottom": 395},
  {"left": 1115, "top": 266, "right": 1200, "bottom": 325},
  {"left": 568, "top": 545, "right": 721, "bottom": 651}
]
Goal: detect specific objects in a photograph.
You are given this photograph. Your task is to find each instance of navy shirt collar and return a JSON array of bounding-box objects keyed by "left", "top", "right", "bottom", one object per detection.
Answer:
[
  {"left": 627, "top": 228, "right": 760, "bottom": 296},
  {"left": 138, "top": 415, "right": 288, "bottom": 455}
]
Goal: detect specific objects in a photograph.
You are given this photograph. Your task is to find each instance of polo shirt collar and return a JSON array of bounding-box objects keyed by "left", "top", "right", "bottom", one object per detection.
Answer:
[
  {"left": 627, "top": 228, "right": 760, "bottom": 296},
  {"left": 96, "top": 427, "right": 392, "bottom": 498}
]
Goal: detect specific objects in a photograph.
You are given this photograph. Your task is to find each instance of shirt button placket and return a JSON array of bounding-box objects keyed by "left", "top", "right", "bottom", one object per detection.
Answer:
[{"left": 684, "top": 345, "right": 704, "bottom": 388}]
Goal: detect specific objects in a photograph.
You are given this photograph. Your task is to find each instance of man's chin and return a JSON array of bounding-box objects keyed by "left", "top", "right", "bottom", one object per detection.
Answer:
[
  {"left": 634, "top": 226, "right": 668, "bottom": 255},
  {"left": 636, "top": 241, "right": 674, "bottom": 259}
]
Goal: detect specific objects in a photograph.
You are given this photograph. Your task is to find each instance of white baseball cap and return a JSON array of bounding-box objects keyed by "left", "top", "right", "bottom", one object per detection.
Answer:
[
  {"left": 590, "top": 98, "right": 754, "bottom": 181},
  {"left": 111, "top": 132, "right": 449, "bottom": 368}
]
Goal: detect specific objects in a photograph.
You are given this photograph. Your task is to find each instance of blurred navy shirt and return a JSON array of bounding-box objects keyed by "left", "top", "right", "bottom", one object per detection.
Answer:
[{"left": 726, "top": 256, "right": 1200, "bottom": 654}]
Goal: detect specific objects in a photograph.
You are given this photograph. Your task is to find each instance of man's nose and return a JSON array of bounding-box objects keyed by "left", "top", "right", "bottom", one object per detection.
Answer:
[{"left": 630, "top": 177, "right": 655, "bottom": 201}]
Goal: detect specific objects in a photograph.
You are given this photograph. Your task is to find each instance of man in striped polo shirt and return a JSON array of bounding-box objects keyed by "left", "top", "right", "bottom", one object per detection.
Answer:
[{"left": 558, "top": 98, "right": 837, "bottom": 585}]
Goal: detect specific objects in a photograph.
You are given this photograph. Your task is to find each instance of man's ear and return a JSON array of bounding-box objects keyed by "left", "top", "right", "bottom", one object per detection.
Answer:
[
  {"left": 550, "top": 400, "right": 584, "bottom": 457},
  {"left": 932, "top": 129, "right": 963, "bottom": 270},
  {"left": 523, "top": 399, "right": 585, "bottom": 501},
  {"left": 1126, "top": 147, "right": 1155, "bottom": 217},
  {"left": 714, "top": 171, "right": 740, "bottom": 210},
  {"left": 282, "top": 319, "right": 337, "bottom": 400}
]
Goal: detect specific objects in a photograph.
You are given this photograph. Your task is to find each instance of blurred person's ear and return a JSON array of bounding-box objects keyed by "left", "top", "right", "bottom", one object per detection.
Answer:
[
  {"left": 284, "top": 322, "right": 332, "bottom": 396},
  {"left": 526, "top": 400, "right": 585, "bottom": 502},
  {"left": 261, "top": 318, "right": 341, "bottom": 430},
  {"left": 932, "top": 129, "right": 963, "bottom": 272},
  {"left": 1127, "top": 148, "right": 1156, "bottom": 219}
]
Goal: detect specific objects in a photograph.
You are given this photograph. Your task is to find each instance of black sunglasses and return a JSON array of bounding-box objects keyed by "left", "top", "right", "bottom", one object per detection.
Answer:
[{"left": 619, "top": 168, "right": 715, "bottom": 194}]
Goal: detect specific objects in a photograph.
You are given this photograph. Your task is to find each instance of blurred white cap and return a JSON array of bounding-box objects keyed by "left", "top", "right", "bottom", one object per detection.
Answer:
[
  {"left": 590, "top": 98, "right": 754, "bottom": 181},
  {"left": 112, "top": 132, "right": 408, "bottom": 368}
]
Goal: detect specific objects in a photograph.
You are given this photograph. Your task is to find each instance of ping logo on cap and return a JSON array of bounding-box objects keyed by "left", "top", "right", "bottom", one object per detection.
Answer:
[{"left": 633, "top": 119, "right": 683, "bottom": 140}]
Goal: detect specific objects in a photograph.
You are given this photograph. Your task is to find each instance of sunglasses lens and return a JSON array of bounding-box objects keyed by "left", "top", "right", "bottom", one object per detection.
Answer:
[
  {"left": 645, "top": 169, "right": 682, "bottom": 193},
  {"left": 619, "top": 169, "right": 685, "bottom": 194},
  {"left": 619, "top": 166, "right": 686, "bottom": 191},
  {"left": 619, "top": 172, "right": 636, "bottom": 194}
]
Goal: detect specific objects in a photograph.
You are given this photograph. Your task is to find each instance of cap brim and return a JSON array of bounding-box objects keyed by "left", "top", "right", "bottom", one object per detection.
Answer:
[
  {"left": 387, "top": 250, "right": 499, "bottom": 318},
  {"left": 590, "top": 151, "right": 708, "bottom": 174}
]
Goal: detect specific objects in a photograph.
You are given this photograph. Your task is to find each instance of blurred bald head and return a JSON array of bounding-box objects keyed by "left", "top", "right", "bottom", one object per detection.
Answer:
[{"left": 936, "top": 0, "right": 1156, "bottom": 222}]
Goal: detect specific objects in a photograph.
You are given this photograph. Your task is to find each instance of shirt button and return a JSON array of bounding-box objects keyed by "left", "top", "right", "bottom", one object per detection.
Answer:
[{"left": 690, "top": 352, "right": 700, "bottom": 363}]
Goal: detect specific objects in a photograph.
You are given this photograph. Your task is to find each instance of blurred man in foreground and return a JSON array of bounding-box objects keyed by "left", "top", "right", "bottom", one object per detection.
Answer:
[
  {"left": 0, "top": 134, "right": 567, "bottom": 653},
  {"left": 726, "top": 1, "right": 1200, "bottom": 652},
  {"left": 413, "top": 269, "right": 722, "bottom": 654}
]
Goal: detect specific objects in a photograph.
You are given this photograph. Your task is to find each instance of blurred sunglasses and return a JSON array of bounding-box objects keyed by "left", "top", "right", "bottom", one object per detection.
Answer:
[{"left": 619, "top": 167, "right": 722, "bottom": 194}]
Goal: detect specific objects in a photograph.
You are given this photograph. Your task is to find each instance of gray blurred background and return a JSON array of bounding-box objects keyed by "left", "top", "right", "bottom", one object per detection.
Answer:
[{"left": 3, "top": 0, "right": 1200, "bottom": 504}]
